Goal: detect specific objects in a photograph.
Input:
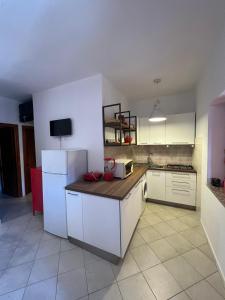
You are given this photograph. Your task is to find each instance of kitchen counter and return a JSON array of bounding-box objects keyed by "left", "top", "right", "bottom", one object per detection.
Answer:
[
  {"left": 65, "top": 165, "right": 148, "bottom": 200},
  {"left": 207, "top": 183, "right": 225, "bottom": 207},
  {"left": 149, "top": 166, "right": 197, "bottom": 173}
]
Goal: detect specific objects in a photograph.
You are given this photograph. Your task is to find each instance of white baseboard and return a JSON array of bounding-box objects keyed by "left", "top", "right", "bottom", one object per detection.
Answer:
[{"left": 201, "top": 217, "right": 225, "bottom": 284}]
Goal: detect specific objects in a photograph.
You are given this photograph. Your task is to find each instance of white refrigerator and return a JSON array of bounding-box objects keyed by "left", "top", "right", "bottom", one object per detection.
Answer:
[{"left": 42, "top": 149, "right": 87, "bottom": 238}]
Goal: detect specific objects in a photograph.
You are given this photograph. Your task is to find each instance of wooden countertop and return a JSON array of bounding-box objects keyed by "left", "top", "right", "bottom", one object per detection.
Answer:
[{"left": 65, "top": 165, "right": 148, "bottom": 200}]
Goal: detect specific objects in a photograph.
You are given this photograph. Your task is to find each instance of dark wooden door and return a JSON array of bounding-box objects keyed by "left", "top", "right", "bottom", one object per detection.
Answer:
[
  {"left": 23, "top": 126, "right": 36, "bottom": 194},
  {"left": 0, "top": 124, "right": 22, "bottom": 197}
]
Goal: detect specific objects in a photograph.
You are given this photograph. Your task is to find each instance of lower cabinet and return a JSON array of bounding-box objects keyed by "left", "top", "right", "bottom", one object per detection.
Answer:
[
  {"left": 120, "top": 182, "right": 142, "bottom": 257},
  {"left": 147, "top": 170, "right": 196, "bottom": 207},
  {"left": 66, "top": 178, "right": 144, "bottom": 259},
  {"left": 165, "top": 172, "right": 196, "bottom": 206},
  {"left": 83, "top": 194, "right": 121, "bottom": 256},
  {"left": 66, "top": 191, "right": 84, "bottom": 241},
  {"left": 147, "top": 170, "right": 166, "bottom": 200}
]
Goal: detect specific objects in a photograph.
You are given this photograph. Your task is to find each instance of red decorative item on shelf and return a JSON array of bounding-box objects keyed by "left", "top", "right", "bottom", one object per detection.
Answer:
[
  {"left": 124, "top": 135, "right": 133, "bottom": 143},
  {"left": 31, "top": 167, "right": 43, "bottom": 215}
]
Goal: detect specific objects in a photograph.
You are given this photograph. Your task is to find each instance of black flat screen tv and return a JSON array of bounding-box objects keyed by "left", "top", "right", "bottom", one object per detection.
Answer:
[{"left": 50, "top": 118, "right": 72, "bottom": 136}]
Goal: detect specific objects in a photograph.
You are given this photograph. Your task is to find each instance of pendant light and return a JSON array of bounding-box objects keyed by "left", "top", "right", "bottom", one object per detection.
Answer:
[{"left": 148, "top": 78, "right": 167, "bottom": 122}]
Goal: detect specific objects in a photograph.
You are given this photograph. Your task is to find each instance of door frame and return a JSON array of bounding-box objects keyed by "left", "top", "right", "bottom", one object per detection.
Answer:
[
  {"left": 0, "top": 123, "right": 22, "bottom": 197},
  {"left": 22, "top": 125, "right": 36, "bottom": 194}
]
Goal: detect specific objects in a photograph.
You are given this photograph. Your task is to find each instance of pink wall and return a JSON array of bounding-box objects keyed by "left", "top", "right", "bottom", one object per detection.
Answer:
[{"left": 208, "top": 95, "right": 225, "bottom": 180}]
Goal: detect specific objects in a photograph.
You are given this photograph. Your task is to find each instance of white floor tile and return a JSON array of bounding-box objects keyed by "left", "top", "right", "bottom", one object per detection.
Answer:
[
  {"left": 23, "top": 277, "right": 57, "bottom": 300},
  {"left": 166, "top": 233, "right": 194, "bottom": 254},
  {"left": 118, "top": 273, "right": 156, "bottom": 300},
  {"left": 0, "top": 263, "right": 32, "bottom": 295},
  {"left": 56, "top": 268, "right": 88, "bottom": 300},
  {"left": 143, "top": 264, "right": 181, "bottom": 300},
  {"left": 182, "top": 249, "right": 217, "bottom": 277},
  {"left": 0, "top": 288, "right": 25, "bottom": 300},
  {"left": 36, "top": 238, "right": 61, "bottom": 259},
  {"left": 186, "top": 280, "right": 224, "bottom": 300},
  {"left": 149, "top": 238, "right": 179, "bottom": 262},
  {"left": 85, "top": 260, "right": 115, "bottom": 293},
  {"left": 28, "top": 254, "right": 59, "bottom": 284},
  {"left": 170, "top": 291, "right": 191, "bottom": 300},
  {"left": 206, "top": 272, "right": 225, "bottom": 298},
  {"left": 130, "top": 244, "right": 160, "bottom": 271},
  {"left": 111, "top": 253, "right": 140, "bottom": 281},
  {"left": 152, "top": 222, "right": 176, "bottom": 237},
  {"left": 164, "top": 256, "right": 202, "bottom": 289},
  {"left": 138, "top": 225, "right": 162, "bottom": 243},
  {"left": 58, "top": 248, "right": 84, "bottom": 274},
  {"left": 180, "top": 228, "right": 207, "bottom": 247},
  {"left": 89, "top": 283, "right": 122, "bottom": 300}
]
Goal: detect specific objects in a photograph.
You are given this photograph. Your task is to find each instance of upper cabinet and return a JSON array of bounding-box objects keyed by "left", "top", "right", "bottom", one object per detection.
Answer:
[
  {"left": 138, "top": 118, "right": 149, "bottom": 145},
  {"left": 138, "top": 112, "right": 195, "bottom": 145},
  {"left": 149, "top": 121, "right": 166, "bottom": 145},
  {"left": 165, "top": 113, "right": 195, "bottom": 145}
]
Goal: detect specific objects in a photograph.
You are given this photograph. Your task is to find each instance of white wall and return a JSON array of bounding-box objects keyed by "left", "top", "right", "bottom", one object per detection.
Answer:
[
  {"left": 129, "top": 90, "right": 195, "bottom": 117},
  {"left": 102, "top": 77, "right": 128, "bottom": 111},
  {"left": 196, "top": 24, "right": 225, "bottom": 280},
  {"left": 0, "top": 96, "right": 26, "bottom": 196},
  {"left": 33, "top": 74, "right": 104, "bottom": 172}
]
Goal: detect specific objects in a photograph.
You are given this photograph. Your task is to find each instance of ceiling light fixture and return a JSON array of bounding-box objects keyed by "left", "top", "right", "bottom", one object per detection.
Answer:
[{"left": 148, "top": 78, "right": 167, "bottom": 122}]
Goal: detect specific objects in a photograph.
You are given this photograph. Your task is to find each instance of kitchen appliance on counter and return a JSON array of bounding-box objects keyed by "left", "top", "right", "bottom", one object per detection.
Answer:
[
  {"left": 42, "top": 149, "right": 87, "bottom": 238},
  {"left": 211, "top": 178, "right": 221, "bottom": 187},
  {"left": 113, "top": 159, "right": 134, "bottom": 179},
  {"left": 104, "top": 157, "right": 116, "bottom": 181}
]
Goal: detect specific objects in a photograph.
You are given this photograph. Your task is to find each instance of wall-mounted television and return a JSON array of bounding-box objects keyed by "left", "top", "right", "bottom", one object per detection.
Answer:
[{"left": 50, "top": 118, "right": 72, "bottom": 136}]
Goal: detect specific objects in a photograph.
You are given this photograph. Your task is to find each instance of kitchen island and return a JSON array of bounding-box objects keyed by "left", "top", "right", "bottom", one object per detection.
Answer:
[{"left": 65, "top": 165, "right": 148, "bottom": 264}]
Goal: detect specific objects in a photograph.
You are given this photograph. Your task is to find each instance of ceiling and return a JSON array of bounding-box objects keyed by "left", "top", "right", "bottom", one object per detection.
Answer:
[{"left": 0, "top": 0, "right": 225, "bottom": 100}]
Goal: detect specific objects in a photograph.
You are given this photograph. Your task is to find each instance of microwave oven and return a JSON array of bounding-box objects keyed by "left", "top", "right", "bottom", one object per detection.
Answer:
[{"left": 113, "top": 159, "right": 134, "bottom": 179}]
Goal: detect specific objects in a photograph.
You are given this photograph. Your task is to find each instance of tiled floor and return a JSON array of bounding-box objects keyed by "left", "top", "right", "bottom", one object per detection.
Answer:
[
  {"left": 0, "top": 193, "right": 32, "bottom": 223},
  {"left": 0, "top": 202, "right": 224, "bottom": 299}
]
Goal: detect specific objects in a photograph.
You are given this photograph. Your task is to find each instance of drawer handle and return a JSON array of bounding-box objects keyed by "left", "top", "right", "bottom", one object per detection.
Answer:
[
  {"left": 67, "top": 192, "right": 79, "bottom": 196},
  {"left": 172, "top": 181, "right": 190, "bottom": 184},
  {"left": 171, "top": 173, "right": 190, "bottom": 176},
  {"left": 171, "top": 142, "right": 189, "bottom": 144},
  {"left": 172, "top": 189, "right": 189, "bottom": 193}
]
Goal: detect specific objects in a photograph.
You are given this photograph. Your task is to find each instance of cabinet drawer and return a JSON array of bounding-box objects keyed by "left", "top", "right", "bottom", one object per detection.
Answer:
[
  {"left": 166, "top": 172, "right": 196, "bottom": 185},
  {"left": 166, "top": 187, "right": 196, "bottom": 206}
]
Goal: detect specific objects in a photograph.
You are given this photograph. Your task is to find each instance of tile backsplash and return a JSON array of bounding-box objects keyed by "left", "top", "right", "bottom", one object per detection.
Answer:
[{"left": 104, "top": 145, "right": 194, "bottom": 165}]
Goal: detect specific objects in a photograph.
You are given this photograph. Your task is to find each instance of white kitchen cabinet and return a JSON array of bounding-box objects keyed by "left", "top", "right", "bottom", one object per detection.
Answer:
[
  {"left": 83, "top": 194, "right": 121, "bottom": 256},
  {"left": 138, "top": 118, "right": 150, "bottom": 145},
  {"left": 66, "top": 191, "right": 84, "bottom": 241},
  {"left": 120, "top": 181, "right": 142, "bottom": 257},
  {"left": 165, "top": 112, "right": 195, "bottom": 145},
  {"left": 149, "top": 121, "right": 166, "bottom": 145},
  {"left": 66, "top": 177, "right": 144, "bottom": 259},
  {"left": 147, "top": 170, "right": 166, "bottom": 200},
  {"left": 165, "top": 172, "right": 196, "bottom": 206}
]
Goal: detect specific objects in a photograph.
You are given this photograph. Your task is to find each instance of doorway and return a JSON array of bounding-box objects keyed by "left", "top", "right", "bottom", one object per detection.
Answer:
[
  {"left": 22, "top": 126, "right": 36, "bottom": 194},
  {"left": 0, "top": 123, "right": 22, "bottom": 197}
]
